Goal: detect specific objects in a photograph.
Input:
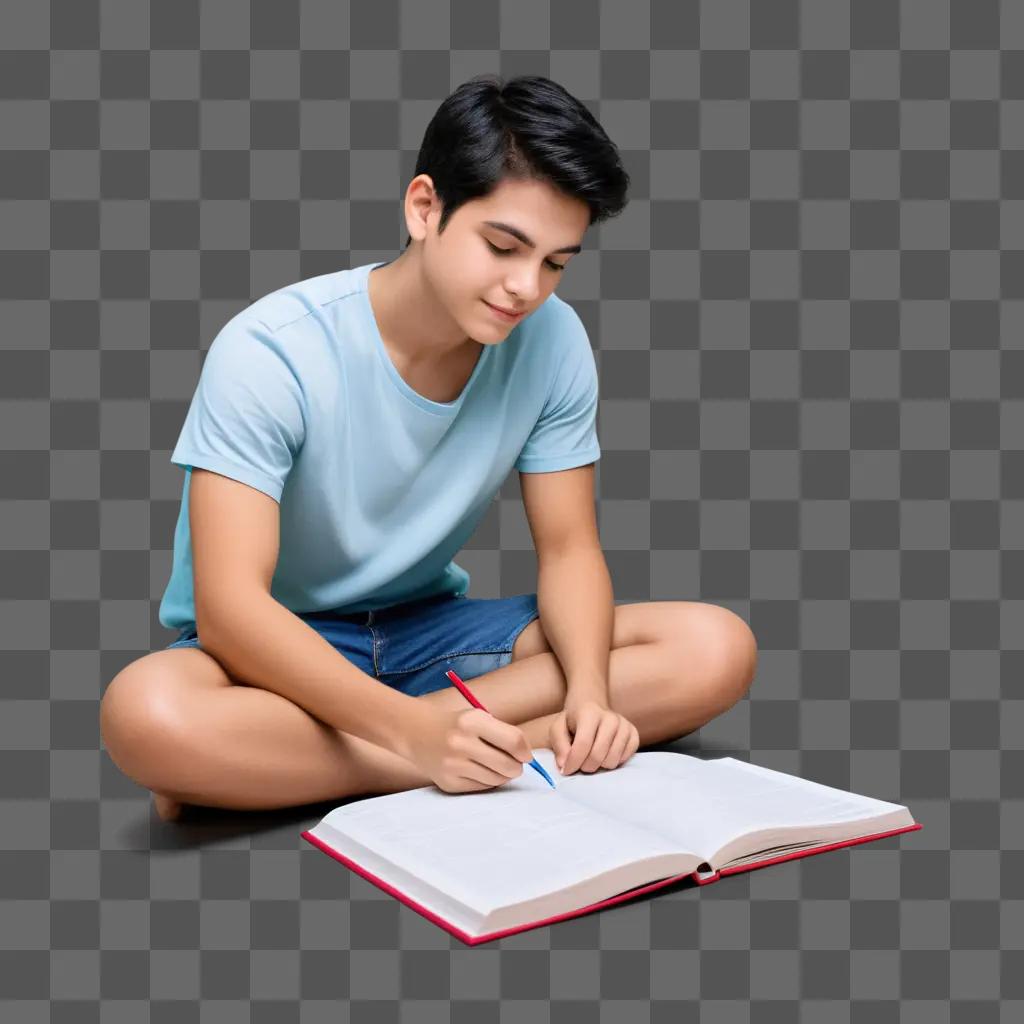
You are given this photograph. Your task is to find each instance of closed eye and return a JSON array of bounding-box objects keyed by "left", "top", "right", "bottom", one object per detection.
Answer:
[{"left": 486, "top": 240, "right": 565, "bottom": 273}]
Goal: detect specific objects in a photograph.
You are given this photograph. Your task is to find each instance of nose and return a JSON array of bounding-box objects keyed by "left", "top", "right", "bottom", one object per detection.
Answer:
[{"left": 504, "top": 268, "right": 543, "bottom": 305}]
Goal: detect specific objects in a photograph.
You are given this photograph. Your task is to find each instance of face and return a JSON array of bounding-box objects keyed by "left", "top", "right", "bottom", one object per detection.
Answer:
[{"left": 407, "top": 175, "right": 590, "bottom": 344}]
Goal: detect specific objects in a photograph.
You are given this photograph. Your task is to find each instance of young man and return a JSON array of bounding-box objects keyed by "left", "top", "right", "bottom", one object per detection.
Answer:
[{"left": 100, "top": 75, "right": 758, "bottom": 821}]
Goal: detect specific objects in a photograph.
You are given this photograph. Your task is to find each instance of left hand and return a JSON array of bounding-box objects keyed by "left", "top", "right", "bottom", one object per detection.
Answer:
[{"left": 548, "top": 694, "right": 640, "bottom": 776}]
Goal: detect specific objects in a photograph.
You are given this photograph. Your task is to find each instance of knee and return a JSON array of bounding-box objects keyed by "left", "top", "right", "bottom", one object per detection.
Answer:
[
  {"left": 668, "top": 603, "right": 758, "bottom": 707},
  {"left": 100, "top": 659, "right": 191, "bottom": 792},
  {"left": 717, "top": 607, "right": 758, "bottom": 700}
]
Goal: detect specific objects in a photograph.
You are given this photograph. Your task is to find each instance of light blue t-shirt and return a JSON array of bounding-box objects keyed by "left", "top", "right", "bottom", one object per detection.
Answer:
[{"left": 159, "top": 260, "right": 601, "bottom": 633}]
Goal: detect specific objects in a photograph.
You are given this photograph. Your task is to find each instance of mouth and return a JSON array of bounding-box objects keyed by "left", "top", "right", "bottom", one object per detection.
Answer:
[{"left": 484, "top": 300, "right": 526, "bottom": 321}]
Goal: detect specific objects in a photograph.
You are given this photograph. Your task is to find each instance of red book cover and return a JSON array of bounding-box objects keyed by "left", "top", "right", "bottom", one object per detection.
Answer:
[{"left": 300, "top": 820, "right": 923, "bottom": 946}]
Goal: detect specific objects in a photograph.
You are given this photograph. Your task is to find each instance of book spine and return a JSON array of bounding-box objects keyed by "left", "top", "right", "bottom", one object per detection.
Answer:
[{"left": 692, "top": 863, "right": 720, "bottom": 884}]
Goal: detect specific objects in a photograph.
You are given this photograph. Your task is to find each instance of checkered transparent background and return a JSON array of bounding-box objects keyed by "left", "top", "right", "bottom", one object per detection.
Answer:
[{"left": 1, "top": 0, "right": 1022, "bottom": 1019}]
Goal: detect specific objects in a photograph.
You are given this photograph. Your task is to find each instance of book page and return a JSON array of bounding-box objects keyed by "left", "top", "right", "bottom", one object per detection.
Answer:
[
  {"left": 549, "top": 750, "right": 722, "bottom": 859},
  {"left": 550, "top": 751, "right": 910, "bottom": 865},
  {"left": 676, "top": 757, "right": 909, "bottom": 861},
  {"left": 314, "top": 748, "right": 695, "bottom": 916}
]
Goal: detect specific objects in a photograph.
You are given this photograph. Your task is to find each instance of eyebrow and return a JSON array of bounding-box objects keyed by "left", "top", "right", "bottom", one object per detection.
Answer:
[{"left": 482, "top": 220, "right": 583, "bottom": 255}]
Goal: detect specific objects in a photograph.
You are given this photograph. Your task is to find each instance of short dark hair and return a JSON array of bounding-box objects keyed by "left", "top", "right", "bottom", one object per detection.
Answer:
[{"left": 402, "top": 74, "right": 630, "bottom": 249}]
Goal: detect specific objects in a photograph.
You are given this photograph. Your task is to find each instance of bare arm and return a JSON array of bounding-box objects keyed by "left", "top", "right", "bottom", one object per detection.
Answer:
[{"left": 189, "top": 468, "right": 426, "bottom": 762}]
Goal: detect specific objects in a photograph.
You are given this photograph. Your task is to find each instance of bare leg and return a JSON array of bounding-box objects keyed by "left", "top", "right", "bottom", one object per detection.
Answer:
[{"left": 139, "top": 637, "right": 740, "bottom": 815}]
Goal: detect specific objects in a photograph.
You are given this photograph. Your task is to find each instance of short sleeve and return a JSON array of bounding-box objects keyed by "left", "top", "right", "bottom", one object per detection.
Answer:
[
  {"left": 514, "top": 309, "right": 601, "bottom": 474},
  {"left": 170, "top": 317, "right": 306, "bottom": 502}
]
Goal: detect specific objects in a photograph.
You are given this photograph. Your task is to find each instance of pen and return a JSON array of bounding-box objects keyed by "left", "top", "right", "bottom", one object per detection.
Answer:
[{"left": 444, "top": 668, "right": 556, "bottom": 789}]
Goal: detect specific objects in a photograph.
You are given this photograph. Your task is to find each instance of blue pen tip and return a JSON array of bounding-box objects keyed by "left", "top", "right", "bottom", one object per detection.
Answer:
[{"left": 528, "top": 758, "right": 555, "bottom": 788}]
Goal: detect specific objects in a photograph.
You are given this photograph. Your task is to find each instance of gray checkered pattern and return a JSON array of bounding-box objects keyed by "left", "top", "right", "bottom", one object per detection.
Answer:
[{"left": 1, "top": 0, "right": 1019, "bottom": 1018}]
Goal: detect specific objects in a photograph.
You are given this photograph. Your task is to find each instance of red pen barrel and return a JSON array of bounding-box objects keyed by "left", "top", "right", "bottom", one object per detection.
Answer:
[{"left": 445, "top": 669, "right": 487, "bottom": 711}]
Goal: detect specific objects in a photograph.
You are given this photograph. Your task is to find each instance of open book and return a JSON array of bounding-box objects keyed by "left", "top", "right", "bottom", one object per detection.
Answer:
[{"left": 300, "top": 748, "right": 921, "bottom": 945}]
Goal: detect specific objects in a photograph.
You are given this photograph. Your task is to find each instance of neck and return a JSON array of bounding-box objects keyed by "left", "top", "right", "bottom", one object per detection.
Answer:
[{"left": 368, "top": 249, "right": 478, "bottom": 365}]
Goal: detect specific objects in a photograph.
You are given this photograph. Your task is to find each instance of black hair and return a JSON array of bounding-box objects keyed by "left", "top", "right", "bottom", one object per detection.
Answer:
[{"left": 402, "top": 74, "right": 630, "bottom": 249}]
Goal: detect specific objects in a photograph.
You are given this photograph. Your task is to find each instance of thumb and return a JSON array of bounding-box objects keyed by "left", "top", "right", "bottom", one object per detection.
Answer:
[{"left": 549, "top": 714, "right": 572, "bottom": 771}]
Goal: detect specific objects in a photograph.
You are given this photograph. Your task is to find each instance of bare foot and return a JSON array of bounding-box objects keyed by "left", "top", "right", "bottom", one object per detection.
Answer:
[{"left": 152, "top": 792, "right": 185, "bottom": 822}]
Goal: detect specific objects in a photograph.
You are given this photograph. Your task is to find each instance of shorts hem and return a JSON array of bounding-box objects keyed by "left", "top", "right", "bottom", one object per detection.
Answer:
[{"left": 379, "top": 605, "right": 541, "bottom": 679}]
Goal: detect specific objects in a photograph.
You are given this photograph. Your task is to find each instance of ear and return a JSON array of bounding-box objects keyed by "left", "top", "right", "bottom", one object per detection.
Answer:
[{"left": 405, "top": 174, "right": 438, "bottom": 243}]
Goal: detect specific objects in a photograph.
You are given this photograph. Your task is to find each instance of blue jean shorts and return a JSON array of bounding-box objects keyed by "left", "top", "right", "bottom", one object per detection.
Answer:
[{"left": 163, "top": 591, "right": 541, "bottom": 698}]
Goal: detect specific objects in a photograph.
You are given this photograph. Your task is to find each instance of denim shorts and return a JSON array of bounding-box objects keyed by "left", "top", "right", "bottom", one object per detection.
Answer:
[{"left": 163, "top": 591, "right": 541, "bottom": 698}]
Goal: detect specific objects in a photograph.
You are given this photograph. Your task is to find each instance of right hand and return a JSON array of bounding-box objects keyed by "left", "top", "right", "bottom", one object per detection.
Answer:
[{"left": 405, "top": 705, "right": 534, "bottom": 793}]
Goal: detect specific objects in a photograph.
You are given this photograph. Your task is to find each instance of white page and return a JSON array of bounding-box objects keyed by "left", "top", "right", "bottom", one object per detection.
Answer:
[
  {"left": 671, "top": 757, "right": 907, "bottom": 858},
  {"left": 550, "top": 750, "right": 722, "bottom": 859},
  {"left": 317, "top": 748, "right": 689, "bottom": 915},
  {"left": 551, "top": 751, "right": 907, "bottom": 863}
]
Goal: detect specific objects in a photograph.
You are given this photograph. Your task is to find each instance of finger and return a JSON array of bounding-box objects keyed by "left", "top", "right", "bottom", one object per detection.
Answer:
[
  {"left": 580, "top": 715, "right": 620, "bottom": 773},
  {"left": 613, "top": 730, "right": 638, "bottom": 770},
  {"left": 551, "top": 714, "right": 573, "bottom": 771},
  {"left": 604, "top": 720, "right": 632, "bottom": 769},
  {"left": 472, "top": 737, "right": 525, "bottom": 780},
  {"left": 627, "top": 725, "right": 641, "bottom": 759},
  {"left": 452, "top": 776, "right": 495, "bottom": 793},
  {"left": 476, "top": 714, "right": 533, "bottom": 765},
  {"left": 562, "top": 709, "right": 601, "bottom": 775},
  {"left": 459, "top": 760, "right": 511, "bottom": 789},
  {"left": 446, "top": 776, "right": 479, "bottom": 793}
]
